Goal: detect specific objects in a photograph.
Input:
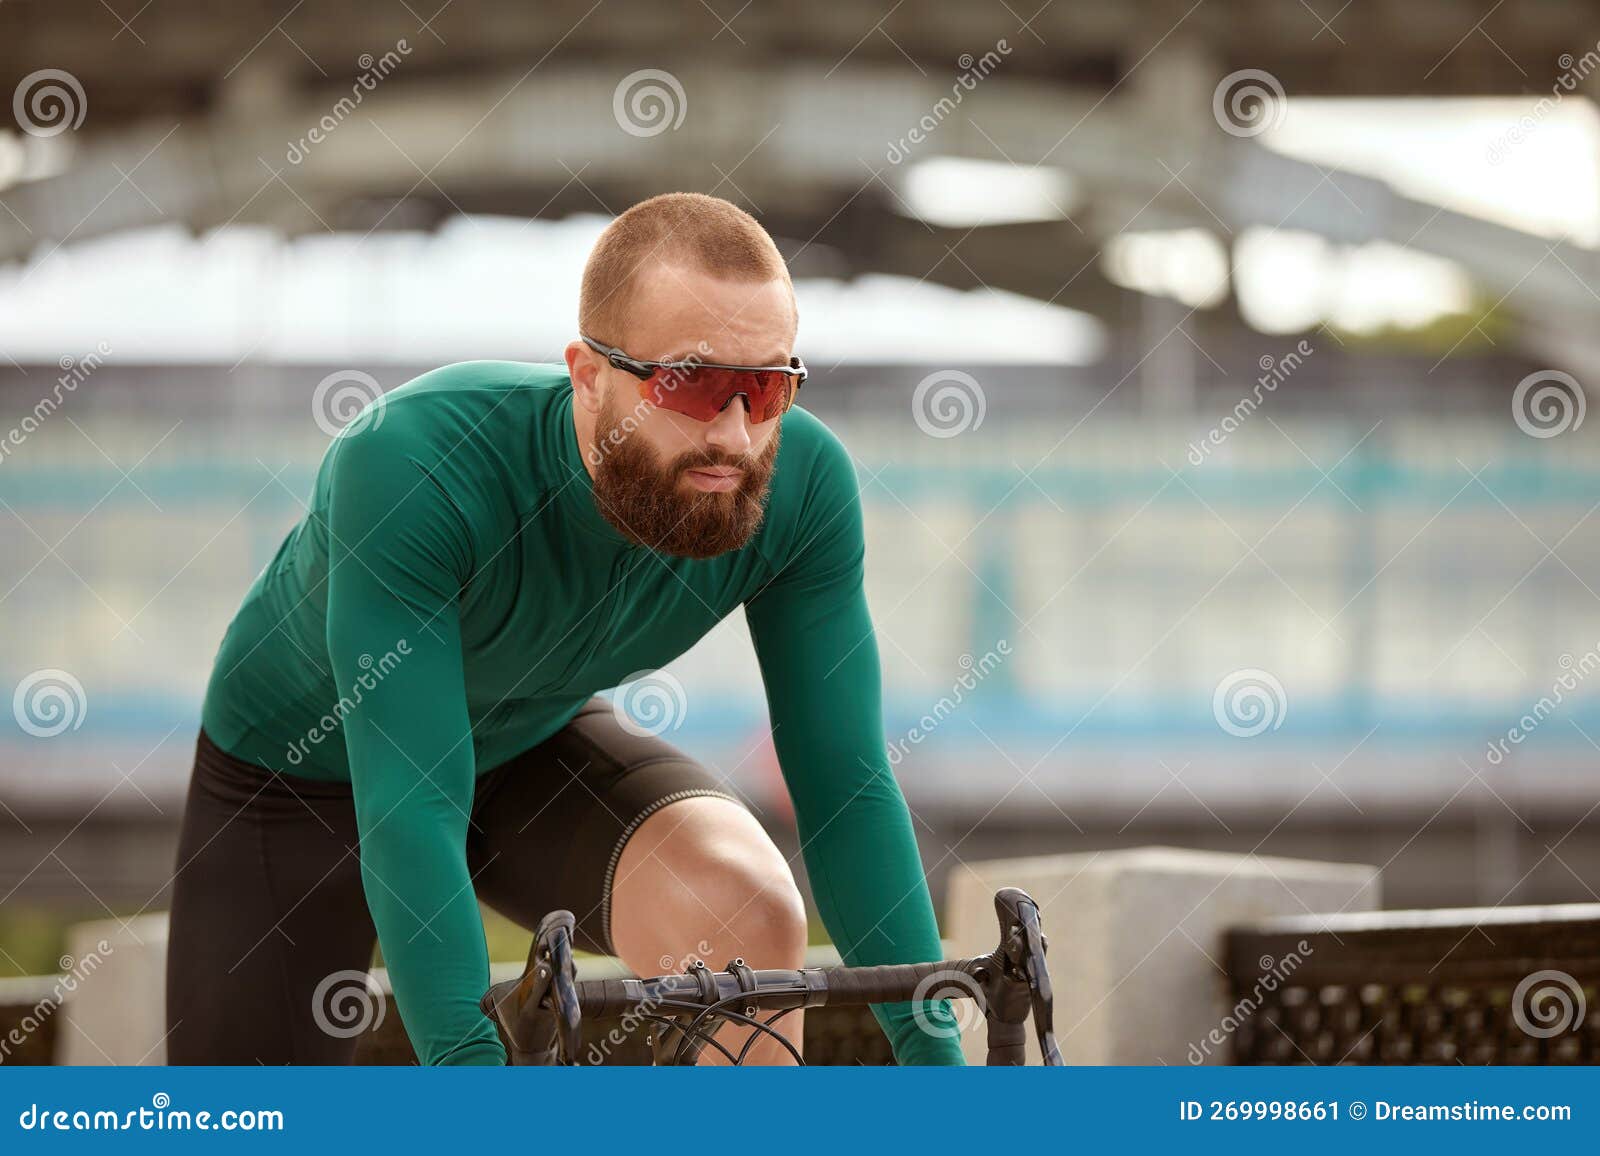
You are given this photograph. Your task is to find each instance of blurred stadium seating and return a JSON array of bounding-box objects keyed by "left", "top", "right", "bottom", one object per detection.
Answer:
[{"left": 4, "top": 0, "right": 1600, "bottom": 977}]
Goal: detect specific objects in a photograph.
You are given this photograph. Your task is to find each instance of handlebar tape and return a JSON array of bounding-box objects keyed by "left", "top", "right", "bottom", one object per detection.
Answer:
[
  {"left": 569, "top": 978, "right": 638, "bottom": 1018},
  {"left": 808, "top": 958, "right": 987, "bottom": 1006},
  {"left": 985, "top": 1019, "right": 1028, "bottom": 1066},
  {"left": 566, "top": 957, "right": 992, "bottom": 1017}
]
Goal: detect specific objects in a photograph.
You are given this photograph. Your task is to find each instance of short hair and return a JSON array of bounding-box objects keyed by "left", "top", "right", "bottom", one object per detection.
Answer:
[{"left": 579, "top": 192, "right": 795, "bottom": 344}]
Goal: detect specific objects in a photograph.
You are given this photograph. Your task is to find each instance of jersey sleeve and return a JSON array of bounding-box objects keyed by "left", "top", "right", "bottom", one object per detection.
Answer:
[
  {"left": 322, "top": 413, "right": 505, "bottom": 1066},
  {"left": 743, "top": 425, "right": 965, "bottom": 1065}
]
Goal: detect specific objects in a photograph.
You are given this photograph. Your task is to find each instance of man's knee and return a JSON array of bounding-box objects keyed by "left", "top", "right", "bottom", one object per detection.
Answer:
[
  {"left": 711, "top": 864, "right": 808, "bottom": 964},
  {"left": 652, "top": 845, "right": 804, "bottom": 964},
  {"left": 612, "top": 796, "right": 808, "bottom": 968}
]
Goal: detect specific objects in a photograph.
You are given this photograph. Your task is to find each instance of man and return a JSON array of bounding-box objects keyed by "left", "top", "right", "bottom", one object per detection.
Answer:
[{"left": 166, "top": 191, "right": 962, "bottom": 1066}]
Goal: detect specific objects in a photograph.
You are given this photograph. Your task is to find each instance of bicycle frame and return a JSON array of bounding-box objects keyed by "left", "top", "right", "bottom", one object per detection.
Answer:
[{"left": 481, "top": 887, "right": 1063, "bottom": 1066}]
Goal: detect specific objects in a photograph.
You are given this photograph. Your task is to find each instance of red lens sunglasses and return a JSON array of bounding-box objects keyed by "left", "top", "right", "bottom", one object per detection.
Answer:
[{"left": 581, "top": 336, "right": 807, "bottom": 423}]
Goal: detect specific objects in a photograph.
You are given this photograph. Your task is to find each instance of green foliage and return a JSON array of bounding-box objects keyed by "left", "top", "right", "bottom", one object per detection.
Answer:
[
  {"left": 0, "top": 907, "right": 78, "bottom": 977},
  {"left": 1324, "top": 295, "right": 1512, "bottom": 354}
]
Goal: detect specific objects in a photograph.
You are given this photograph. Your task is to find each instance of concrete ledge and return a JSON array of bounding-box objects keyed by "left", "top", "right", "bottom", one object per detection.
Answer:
[
  {"left": 944, "top": 846, "right": 1381, "bottom": 1065},
  {"left": 0, "top": 975, "right": 66, "bottom": 1065},
  {"left": 56, "top": 914, "right": 168, "bottom": 1066}
]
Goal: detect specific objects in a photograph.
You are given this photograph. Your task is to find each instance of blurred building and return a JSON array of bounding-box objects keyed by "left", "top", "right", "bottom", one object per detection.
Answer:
[{"left": 2, "top": 1, "right": 1598, "bottom": 952}]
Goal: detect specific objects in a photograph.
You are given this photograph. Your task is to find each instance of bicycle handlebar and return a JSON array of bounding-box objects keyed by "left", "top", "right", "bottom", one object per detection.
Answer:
[
  {"left": 563, "top": 956, "right": 992, "bottom": 1018},
  {"left": 482, "top": 886, "right": 1063, "bottom": 1066}
]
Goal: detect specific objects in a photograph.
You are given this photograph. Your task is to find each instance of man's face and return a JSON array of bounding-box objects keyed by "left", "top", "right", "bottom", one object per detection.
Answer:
[{"left": 579, "top": 263, "right": 795, "bottom": 559}]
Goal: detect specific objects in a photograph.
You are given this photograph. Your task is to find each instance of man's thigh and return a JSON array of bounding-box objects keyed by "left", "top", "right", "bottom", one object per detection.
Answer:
[
  {"left": 166, "top": 730, "right": 377, "bottom": 1064},
  {"left": 467, "top": 696, "right": 749, "bottom": 956},
  {"left": 470, "top": 700, "right": 810, "bottom": 1063}
]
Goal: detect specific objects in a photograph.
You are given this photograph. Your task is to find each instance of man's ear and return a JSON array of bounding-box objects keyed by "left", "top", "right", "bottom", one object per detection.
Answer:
[{"left": 564, "top": 340, "right": 604, "bottom": 414}]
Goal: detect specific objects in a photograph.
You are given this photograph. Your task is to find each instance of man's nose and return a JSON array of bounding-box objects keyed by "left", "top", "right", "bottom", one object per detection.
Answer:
[{"left": 704, "top": 396, "right": 754, "bottom": 454}]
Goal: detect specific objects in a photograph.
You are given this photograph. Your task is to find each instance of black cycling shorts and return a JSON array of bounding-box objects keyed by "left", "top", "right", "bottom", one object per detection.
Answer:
[{"left": 164, "top": 696, "right": 739, "bottom": 1064}]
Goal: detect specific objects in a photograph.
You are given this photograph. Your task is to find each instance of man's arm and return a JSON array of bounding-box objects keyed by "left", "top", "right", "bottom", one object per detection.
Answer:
[
  {"left": 744, "top": 424, "right": 964, "bottom": 1065},
  {"left": 323, "top": 413, "right": 504, "bottom": 1066}
]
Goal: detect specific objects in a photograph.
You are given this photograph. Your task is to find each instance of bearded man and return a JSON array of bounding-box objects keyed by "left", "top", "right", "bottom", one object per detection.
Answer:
[{"left": 165, "top": 191, "right": 961, "bottom": 1067}]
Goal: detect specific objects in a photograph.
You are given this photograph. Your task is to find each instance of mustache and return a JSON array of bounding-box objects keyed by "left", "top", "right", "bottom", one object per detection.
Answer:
[{"left": 667, "top": 446, "right": 771, "bottom": 473}]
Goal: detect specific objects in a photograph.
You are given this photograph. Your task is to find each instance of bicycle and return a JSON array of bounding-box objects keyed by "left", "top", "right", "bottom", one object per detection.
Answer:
[{"left": 481, "top": 886, "right": 1063, "bottom": 1066}]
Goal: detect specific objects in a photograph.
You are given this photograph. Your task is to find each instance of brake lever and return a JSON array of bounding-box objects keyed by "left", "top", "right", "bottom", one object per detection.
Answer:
[
  {"left": 1014, "top": 899, "right": 1062, "bottom": 1065},
  {"left": 994, "top": 888, "right": 1063, "bottom": 1066},
  {"left": 545, "top": 920, "right": 582, "bottom": 1064},
  {"left": 483, "top": 909, "right": 582, "bottom": 1065}
]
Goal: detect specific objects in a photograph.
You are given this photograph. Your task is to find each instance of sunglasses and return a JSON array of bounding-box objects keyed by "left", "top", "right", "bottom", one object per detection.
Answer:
[{"left": 581, "top": 335, "right": 807, "bottom": 423}]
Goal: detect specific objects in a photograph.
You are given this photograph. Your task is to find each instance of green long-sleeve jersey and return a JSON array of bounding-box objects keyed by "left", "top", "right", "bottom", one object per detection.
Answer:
[{"left": 200, "top": 360, "right": 962, "bottom": 1066}]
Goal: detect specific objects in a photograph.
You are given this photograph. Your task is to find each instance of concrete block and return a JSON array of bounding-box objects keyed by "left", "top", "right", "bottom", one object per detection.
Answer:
[
  {"left": 57, "top": 913, "right": 170, "bottom": 1065},
  {"left": 943, "top": 846, "right": 1380, "bottom": 1065}
]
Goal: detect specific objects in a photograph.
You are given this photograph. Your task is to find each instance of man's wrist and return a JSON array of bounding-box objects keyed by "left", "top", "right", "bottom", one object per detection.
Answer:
[{"left": 895, "top": 1033, "right": 968, "bottom": 1066}]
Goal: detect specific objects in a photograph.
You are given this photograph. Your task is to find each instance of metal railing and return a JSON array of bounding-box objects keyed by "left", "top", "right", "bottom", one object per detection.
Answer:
[{"left": 1226, "top": 905, "right": 1600, "bottom": 1064}]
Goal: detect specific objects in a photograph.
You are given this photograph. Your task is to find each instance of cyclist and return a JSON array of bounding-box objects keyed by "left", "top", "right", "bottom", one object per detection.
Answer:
[{"left": 165, "top": 191, "right": 964, "bottom": 1066}]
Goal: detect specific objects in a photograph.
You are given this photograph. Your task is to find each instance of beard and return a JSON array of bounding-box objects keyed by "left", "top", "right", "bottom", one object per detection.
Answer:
[{"left": 589, "top": 397, "right": 781, "bottom": 559}]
